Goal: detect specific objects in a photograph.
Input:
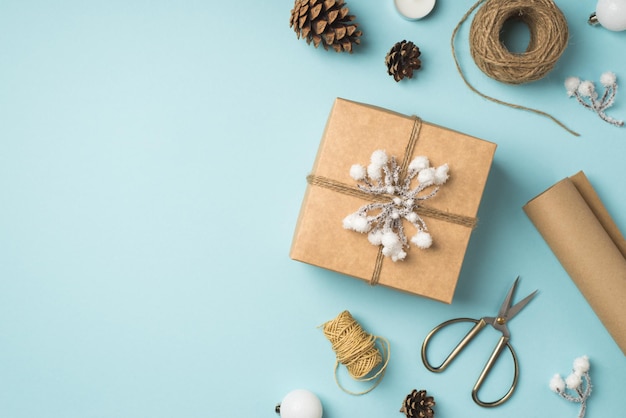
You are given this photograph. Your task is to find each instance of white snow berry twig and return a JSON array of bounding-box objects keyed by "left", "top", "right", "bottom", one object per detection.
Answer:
[
  {"left": 565, "top": 72, "right": 623, "bottom": 127},
  {"left": 549, "top": 355, "right": 592, "bottom": 418}
]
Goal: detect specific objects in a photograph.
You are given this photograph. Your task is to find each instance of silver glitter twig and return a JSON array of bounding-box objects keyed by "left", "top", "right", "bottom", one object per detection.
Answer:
[
  {"left": 565, "top": 72, "right": 623, "bottom": 127},
  {"left": 549, "top": 356, "right": 592, "bottom": 418}
]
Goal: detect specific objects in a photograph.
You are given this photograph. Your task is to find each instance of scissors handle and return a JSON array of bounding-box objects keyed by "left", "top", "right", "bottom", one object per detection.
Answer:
[
  {"left": 421, "top": 317, "right": 487, "bottom": 372},
  {"left": 471, "top": 335, "right": 519, "bottom": 407},
  {"left": 421, "top": 317, "right": 520, "bottom": 407}
]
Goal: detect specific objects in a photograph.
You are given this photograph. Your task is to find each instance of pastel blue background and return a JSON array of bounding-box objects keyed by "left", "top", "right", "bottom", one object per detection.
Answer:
[{"left": 1, "top": 1, "right": 625, "bottom": 417}]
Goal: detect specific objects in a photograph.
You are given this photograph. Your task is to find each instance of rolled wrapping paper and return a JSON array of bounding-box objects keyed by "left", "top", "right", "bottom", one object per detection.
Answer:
[{"left": 523, "top": 171, "right": 626, "bottom": 355}]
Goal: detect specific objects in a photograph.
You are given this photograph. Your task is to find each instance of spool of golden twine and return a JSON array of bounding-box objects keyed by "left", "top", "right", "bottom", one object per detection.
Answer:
[
  {"left": 452, "top": 0, "right": 579, "bottom": 136},
  {"left": 321, "top": 310, "right": 390, "bottom": 395}
]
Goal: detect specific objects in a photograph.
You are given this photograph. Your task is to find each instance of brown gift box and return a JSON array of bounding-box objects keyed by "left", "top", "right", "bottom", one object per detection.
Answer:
[
  {"left": 290, "top": 98, "right": 497, "bottom": 303},
  {"left": 524, "top": 171, "right": 626, "bottom": 355}
]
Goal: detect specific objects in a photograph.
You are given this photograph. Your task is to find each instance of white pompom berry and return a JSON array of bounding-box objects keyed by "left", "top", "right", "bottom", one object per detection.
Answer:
[
  {"left": 350, "top": 164, "right": 366, "bottom": 180},
  {"left": 342, "top": 213, "right": 370, "bottom": 233},
  {"left": 370, "top": 149, "right": 388, "bottom": 167},
  {"left": 434, "top": 164, "right": 449, "bottom": 185},
  {"left": 392, "top": 250, "right": 407, "bottom": 262},
  {"left": 417, "top": 167, "right": 436, "bottom": 185},
  {"left": 411, "top": 231, "right": 432, "bottom": 249},
  {"left": 565, "top": 373, "right": 582, "bottom": 390},
  {"left": 549, "top": 374, "right": 565, "bottom": 393},
  {"left": 342, "top": 214, "right": 354, "bottom": 229},
  {"left": 573, "top": 355, "right": 590, "bottom": 375},
  {"left": 408, "top": 156, "right": 429, "bottom": 172},
  {"left": 600, "top": 71, "right": 616, "bottom": 87},
  {"left": 381, "top": 231, "right": 400, "bottom": 248},
  {"left": 565, "top": 76, "right": 581, "bottom": 96},
  {"left": 368, "top": 231, "right": 383, "bottom": 246},
  {"left": 367, "top": 163, "right": 382, "bottom": 181},
  {"left": 353, "top": 216, "right": 370, "bottom": 233},
  {"left": 577, "top": 80, "right": 596, "bottom": 98}
]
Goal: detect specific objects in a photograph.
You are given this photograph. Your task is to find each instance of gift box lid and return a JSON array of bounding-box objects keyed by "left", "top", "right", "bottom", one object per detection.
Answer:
[{"left": 290, "top": 98, "right": 496, "bottom": 303}]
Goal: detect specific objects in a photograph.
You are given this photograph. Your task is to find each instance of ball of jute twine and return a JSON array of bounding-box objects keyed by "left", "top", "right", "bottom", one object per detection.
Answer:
[
  {"left": 452, "top": 0, "right": 579, "bottom": 136},
  {"left": 469, "top": 0, "right": 568, "bottom": 85},
  {"left": 321, "top": 310, "right": 390, "bottom": 395}
]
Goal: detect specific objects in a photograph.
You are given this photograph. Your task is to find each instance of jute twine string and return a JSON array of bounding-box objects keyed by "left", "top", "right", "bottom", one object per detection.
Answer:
[
  {"left": 452, "top": 0, "right": 579, "bottom": 136},
  {"left": 470, "top": 0, "right": 568, "bottom": 84},
  {"left": 321, "top": 310, "right": 390, "bottom": 395},
  {"left": 307, "top": 117, "right": 477, "bottom": 285},
  {"left": 306, "top": 175, "right": 477, "bottom": 229}
]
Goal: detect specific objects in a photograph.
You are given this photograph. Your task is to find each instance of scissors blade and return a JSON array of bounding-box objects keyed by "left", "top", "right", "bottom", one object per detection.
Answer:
[
  {"left": 505, "top": 289, "right": 538, "bottom": 320},
  {"left": 496, "top": 277, "right": 521, "bottom": 320},
  {"left": 496, "top": 277, "right": 538, "bottom": 322}
]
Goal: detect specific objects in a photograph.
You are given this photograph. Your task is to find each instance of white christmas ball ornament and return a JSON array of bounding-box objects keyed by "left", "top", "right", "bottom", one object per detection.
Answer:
[
  {"left": 276, "top": 389, "right": 323, "bottom": 418},
  {"left": 595, "top": 0, "right": 626, "bottom": 31},
  {"left": 394, "top": 0, "right": 436, "bottom": 20}
]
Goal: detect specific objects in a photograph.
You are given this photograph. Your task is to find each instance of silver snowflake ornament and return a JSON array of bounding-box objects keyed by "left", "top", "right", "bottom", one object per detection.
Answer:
[{"left": 342, "top": 149, "right": 449, "bottom": 262}]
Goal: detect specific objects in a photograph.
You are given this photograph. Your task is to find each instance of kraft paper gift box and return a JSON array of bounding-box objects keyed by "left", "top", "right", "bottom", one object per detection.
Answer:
[{"left": 290, "top": 98, "right": 497, "bottom": 303}]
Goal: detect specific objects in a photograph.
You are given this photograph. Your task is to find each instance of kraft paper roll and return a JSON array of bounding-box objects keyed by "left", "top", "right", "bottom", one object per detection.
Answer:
[{"left": 524, "top": 171, "right": 626, "bottom": 355}]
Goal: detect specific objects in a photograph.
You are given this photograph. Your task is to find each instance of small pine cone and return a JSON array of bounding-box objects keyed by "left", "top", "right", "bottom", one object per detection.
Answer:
[
  {"left": 289, "top": 0, "right": 362, "bottom": 53},
  {"left": 399, "top": 389, "right": 435, "bottom": 418},
  {"left": 385, "top": 40, "right": 422, "bottom": 82}
]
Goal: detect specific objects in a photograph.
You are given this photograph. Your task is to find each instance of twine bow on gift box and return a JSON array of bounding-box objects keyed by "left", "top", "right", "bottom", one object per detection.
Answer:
[{"left": 306, "top": 117, "right": 478, "bottom": 286}]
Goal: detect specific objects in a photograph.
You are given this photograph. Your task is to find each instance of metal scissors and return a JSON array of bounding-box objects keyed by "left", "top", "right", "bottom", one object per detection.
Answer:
[{"left": 421, "top": 277, "right": 537, "bottom": 407}]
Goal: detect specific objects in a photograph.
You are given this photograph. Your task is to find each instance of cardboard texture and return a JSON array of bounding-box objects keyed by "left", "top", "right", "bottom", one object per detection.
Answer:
[
  {"left": 290, "top": 98, "right": 497, "bottom": 303},
  {"left": 524, "top": 171, "right": 626, "bottom": 355}
]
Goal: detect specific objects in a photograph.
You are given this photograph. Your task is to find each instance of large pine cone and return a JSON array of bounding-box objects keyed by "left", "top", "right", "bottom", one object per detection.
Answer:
[
  {"left": 400, "top": 389, "right": 435, "bottom": 418},
  {"left": 289, "top": 0, "right": 362, "bottom": 53},
  {"left": 386, "top": 40, "right": 422, "bottom": 82}
]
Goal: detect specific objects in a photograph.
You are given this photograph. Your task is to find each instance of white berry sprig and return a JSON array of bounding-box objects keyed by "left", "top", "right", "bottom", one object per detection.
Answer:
[
  {"left": 565, "top": 72, "right": 623, "bottom": 127},
  {"left": 342, "top": 150, "right": 449, "bottom": 262},
  {"left": 549, "top": 355, "right": 592, "bottom": 418}
]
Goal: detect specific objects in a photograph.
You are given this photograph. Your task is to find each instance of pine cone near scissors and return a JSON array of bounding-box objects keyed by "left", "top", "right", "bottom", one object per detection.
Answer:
[
  {"left": 400, "top": 389, "right": 435, "bottom": 418},
  {"left": 289, "top": 0, "right": 362, "bottom": 53},
  {"left": 386, "top": 40, "right": 422, "bottom": 82}
]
